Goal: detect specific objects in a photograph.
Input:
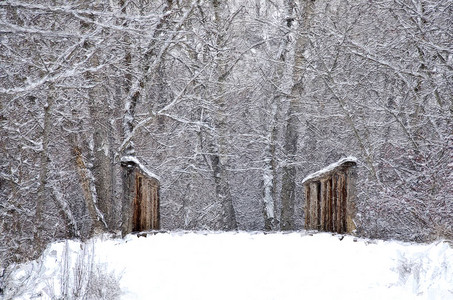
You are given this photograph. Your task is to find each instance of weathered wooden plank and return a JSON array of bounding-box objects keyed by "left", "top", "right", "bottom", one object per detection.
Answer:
[
  {"left": 339, "top": 173, "right": 343, "bottom": 232},
  {"left": 320, "top": 180, "right": 325, "bottom": 230},
  {"left": 340, "top": 173, "right": 348, "bottom": 232},
  {"left": 332, "top": 173, "right": 338, "bottom": 232},
  {"left": 327, "top": 178, "right": 333, "bottom": 232},
  {"left": 310, "top": 182, "right": 318, "bottom": 229},
  {"left": 316, "top": 181, "right": 321, "bottom": 230},
  {"left": 154, "top": 185, "right": 160, "bottom": 229},
  {"left": 321, "top": 179, "right": 329, "bottom": 231},
  {"left": 305, "top": 184, "right": 311, "bottom": 228},
  {"left": 132, "top": 175, "right": 142, "bottom": 232}
]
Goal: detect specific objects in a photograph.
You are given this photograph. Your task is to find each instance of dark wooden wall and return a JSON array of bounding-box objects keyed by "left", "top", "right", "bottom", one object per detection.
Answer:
[
  {"left": 132, "top": 173, "right": 160, "bottom": 232},
  {"left": 122, "top": 162, "right": 160, "bottom": 235},
  {"left": 304, "top": 161, "right": 356, "bottom": 234}
]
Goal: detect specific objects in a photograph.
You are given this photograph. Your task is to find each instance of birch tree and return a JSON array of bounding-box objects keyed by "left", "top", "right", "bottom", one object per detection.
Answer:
[
  {"left": 279, "top": 0, "right": 315, "bottom": 230},
  {"left": 1, "top": 0, "right": 452, "bottom": 272}
]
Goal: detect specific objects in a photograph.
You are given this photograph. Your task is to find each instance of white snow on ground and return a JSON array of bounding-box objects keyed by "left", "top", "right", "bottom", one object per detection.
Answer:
[{"left": 4, "top": 232, "right": 453, "bottom": 300}]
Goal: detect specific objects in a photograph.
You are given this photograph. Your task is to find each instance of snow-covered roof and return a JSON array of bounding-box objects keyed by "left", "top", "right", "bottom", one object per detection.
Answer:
[
  {"left": 121, "top": 156, "right": 160, "bottom": 181},
  {"left": 302, "top": 156, "right": 357, "bottom": 184}
]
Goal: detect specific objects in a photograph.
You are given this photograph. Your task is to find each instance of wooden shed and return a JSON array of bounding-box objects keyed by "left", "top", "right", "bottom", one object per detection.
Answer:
[
  {"left": 121, "top": 156, "right": 160, "bottom": 235},
  {"left": 302, "top": 157, "right": 357, "bottom": 234}
]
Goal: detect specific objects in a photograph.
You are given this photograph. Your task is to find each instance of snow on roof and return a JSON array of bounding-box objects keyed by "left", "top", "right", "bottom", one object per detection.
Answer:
[
  {"left": 121, "top": 156, "right": 160, "bottom": 181},
  {"left": 302, "top": 156, "right": 357, "bottom": 184}
]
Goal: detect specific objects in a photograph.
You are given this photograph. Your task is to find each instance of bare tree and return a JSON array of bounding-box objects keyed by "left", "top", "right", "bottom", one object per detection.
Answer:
[{"left": 1, "top": 0, "right": 452, "bottom": 273}]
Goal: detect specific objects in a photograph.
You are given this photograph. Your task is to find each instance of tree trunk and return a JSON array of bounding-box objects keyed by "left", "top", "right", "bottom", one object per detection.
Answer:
[
  {"left": 79, "top": 10, "right": 109, "bottom": 234},
  {"left": 73, "top": 146, "right": 105, "bottom": 235},
  {"left": 210, "top": 0, "right": 237, "bottom": 230},
  {"left": 280, "top": 0, "right": 314, "bottom": 230},
  {"left": 263, "top": 98, "right": 279, "bottom": 230},
  {"left": 34, "top": 91, "right": 52, "bottom": 252}
]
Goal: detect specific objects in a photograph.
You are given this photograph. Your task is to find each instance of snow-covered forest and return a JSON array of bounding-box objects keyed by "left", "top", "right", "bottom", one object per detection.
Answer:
[{"left": 1, "top": 0, "right": 452, "bottom": 279}]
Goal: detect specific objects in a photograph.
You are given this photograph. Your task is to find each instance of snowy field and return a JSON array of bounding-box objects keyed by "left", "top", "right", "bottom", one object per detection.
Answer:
[{"left": 3, "top": 231, "right": 453, "bottom": 300}]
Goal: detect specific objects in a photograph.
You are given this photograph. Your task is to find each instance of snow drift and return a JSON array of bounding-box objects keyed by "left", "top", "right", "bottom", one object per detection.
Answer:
[{"left": 3, "top": 232, "right": 453, "bottom": 300}]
